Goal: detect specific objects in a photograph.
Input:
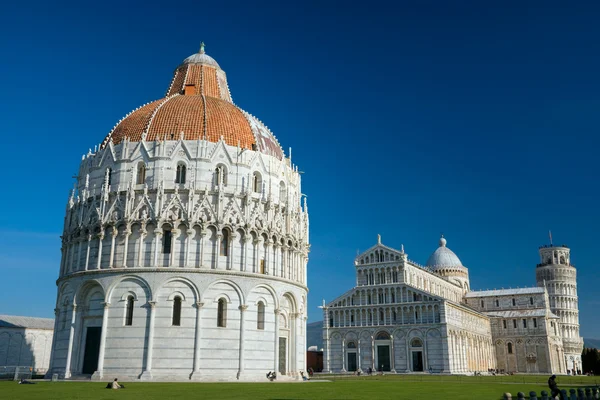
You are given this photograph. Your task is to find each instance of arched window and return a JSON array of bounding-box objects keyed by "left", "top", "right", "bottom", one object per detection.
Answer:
[
  {"left": 172, "top": 296, "right": 182, "bottom": 326},
  {"left": 375, "top": 331, "right": 390, "bottom": 340},
  {"left": 507, "top": 342, "right": 513, "bottom": 354},
  {"left": 175, "top": 163, "right": 186, "bottom": 184},
  {"left": 495, "top": 299, "right": 499, "bottom": 307},
  {"left": 512, "top": 298, "right": 516, "bottom": 306},
  {"left": 163, "top": 229, "right": 172, "bottom": 254},
  {"left": 530, "top": 297, "right": 534, "bottom": 305},
  {"left": 279, "top": 181, "right": 286, "bottom": 202},
  {"left": 410, "top": 338, "right": 423, "bottom": 347},
  {"left": 329, "top": 312, "right": 334, "bottom": 327},
  {"left": 137, "top": 163, "right": 146, "bottom": 184},
  {"left": 220, "top": 229, "right": 229, "bottom": 256},
  {"left": 125, "top": 295, "right": 134, "bottom": 326},
  {"left": 347, "top": 341, "right": 357, "bottom": 349},
  {"left": 257, "top": 302, "right": 265, "bottom": 330},
  {"left": 215, "top": 165, "right": 227, "bottom": 186},
  {"left": 217, "top": 298, "right": 227, "bottom": 327},
  {"left": 252, "top": 172, "right": 261, "bottom": 193}
]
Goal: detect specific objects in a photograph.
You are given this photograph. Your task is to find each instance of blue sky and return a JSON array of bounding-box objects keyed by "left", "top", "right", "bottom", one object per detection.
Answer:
[{"left": 1, "top": 1, "right": 599, "bottom": 337}]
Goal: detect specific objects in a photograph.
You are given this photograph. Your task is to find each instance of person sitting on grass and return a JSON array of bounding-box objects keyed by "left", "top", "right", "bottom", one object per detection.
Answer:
[
  {"left": 107, "top": 378, "right": 124, "bottom": 389},
  {"left": 266, "top": 371, "right": 276, "bottom": 381}
]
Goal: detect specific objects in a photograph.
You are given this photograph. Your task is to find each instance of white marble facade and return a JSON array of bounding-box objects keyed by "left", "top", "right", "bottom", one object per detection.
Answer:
[
  {"left": 0, "top": 316, "right": 54, "bottom": 375},
  {"left": 323, "top": 236, "right": 582, "bottom": 375},
  {"left": 46, "top": 47, "right": 309, "bottom": 381}
]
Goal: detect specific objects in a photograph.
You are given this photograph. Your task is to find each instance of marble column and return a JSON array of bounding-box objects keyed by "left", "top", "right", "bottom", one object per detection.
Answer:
[
  {"left": 190, "top": 302, "right": 204, "bottom": 380},
  {"left": 140, "top": 301, "right": 157, "bottom": 380},
  {"left": 215, "top": 233, "right": 223, "bottom": 270},
  {"left": 253, "top": 238, "right": 259, "bottom": 273},
  {"left": 265, "top": 240, "right": 272, "bottom": 275},
  {"left": 122, "top": 228, "right": 131, "bottom": 268},
  {"left": 199, "top": 231, "right": 206, "bottom": 268},
  {"left": 341, "top": 338, "right": 347, "bottom": 372},
  {"left": 64, "top": 304, "right": 77, "bottom": 378},
  {"left": 274, "top": 309, "right": 280, "bottom": 373},
  {"left": 228, "top": 233, "right": 236, "bottom": 270},
  {"left": 92, "top": 302, "right": 110, "bottom": 379},
  {"left": 358, "top": 339, "right": 362, "bottom": 371},
  {"left": 109, "top": 227, "right": 117, "bottom": 268},
  {"left": 169, "top": 229, "right": 180, "bottom": 267},
  {"left": 153, "top": 229, "right": 162, "bottom": 267},
  {"left": 237, "top": 305, "right": 248, "bottom": 379},
  {"left": 390, "top": 335, "right": 396, "bottom": 372},
  {"left": 96, "top": 231, "right": 105, "bottom": 269},
  {"left": 76, "top": 237, "right": 83, "bottom": 272},
  {"left": 85, "top": 234, "right": 92, "bottom": 271},
  {"left": 137, "top": 229, "right": 146, "bottom": 267},
  {"left": 371, "top": 336, "right": 375, "bottom": 371}
]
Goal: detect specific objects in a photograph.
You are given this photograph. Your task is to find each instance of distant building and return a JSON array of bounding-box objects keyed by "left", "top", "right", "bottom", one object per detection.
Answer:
[
  {"left": 0, "top": 315, "right": 54, "bottom": 375},
  {"left": 322, "top": 235, "right": 583, "bottom": 374}
]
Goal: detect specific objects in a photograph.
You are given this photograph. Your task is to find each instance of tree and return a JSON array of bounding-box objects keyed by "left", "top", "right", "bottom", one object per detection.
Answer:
[{"left": 581, "top": 348, "right": 600, "bottom": 375}]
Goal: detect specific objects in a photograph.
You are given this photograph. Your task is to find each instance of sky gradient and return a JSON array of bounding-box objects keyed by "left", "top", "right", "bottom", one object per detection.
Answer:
[{"left": 1, "top": 1, "right": 599, "bottom": 337}]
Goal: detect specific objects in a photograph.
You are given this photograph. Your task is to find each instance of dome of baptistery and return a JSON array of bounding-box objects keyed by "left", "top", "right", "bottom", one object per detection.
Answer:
[
  {"left": 48, "top": 44, "right": 309, "bottom": 382},
  {"left": 426, "top": 236, "right": 470, "bottom": 291}
]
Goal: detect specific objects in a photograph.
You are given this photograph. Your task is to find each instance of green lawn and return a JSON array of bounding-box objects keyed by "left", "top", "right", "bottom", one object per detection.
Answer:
[{"left": 1, "top": 375, "right": 597, "bottom": 400}]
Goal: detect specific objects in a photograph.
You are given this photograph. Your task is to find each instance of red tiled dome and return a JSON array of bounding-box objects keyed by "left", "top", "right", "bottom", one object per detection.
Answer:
[{"left": 101, "top": 47, "right": 284, "bottom": 160}]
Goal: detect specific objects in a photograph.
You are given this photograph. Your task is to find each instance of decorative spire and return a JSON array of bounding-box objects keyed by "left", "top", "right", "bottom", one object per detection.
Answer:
[
  {"left": 199, "top": 42, "right": 206, "bottom": 54},
  {"left": 377, "top": 234, "right": 381, "bottom": 244}
]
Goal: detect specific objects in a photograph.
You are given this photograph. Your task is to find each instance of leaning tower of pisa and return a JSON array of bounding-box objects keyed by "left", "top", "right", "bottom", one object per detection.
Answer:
[{"left": 536, "top": 242, "right": 584, "bottom": 373}]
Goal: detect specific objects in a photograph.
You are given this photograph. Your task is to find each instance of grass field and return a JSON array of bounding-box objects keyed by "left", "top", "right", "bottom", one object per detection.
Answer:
[{"left": 1, "top": 375, "right": 597, "bottom": 400}]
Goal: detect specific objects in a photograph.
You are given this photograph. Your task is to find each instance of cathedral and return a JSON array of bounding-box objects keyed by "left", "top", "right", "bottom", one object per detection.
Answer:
[
  {"left": 322, "top": 235, "right": 583, "bottom": 374},
  {"left": 46, "top": 45, "right": 309, "bottom": 381}
]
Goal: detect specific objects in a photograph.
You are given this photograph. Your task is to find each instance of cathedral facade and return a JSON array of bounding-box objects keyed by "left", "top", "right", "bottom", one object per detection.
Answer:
[
  {"left": 46, "top": 45, "right": 309, "bottom": 381},
  {"left": 323, "top": 236, "right": 583, "bottom": 374}
]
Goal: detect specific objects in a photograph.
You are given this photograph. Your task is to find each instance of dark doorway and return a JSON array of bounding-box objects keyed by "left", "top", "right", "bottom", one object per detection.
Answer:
[
  {"left": 347, "top": 352, "right": 357, "bottom": 371},
  {"left": 278, "top": 337, "right": 287, "bottom": 375},
  {"left": 377, "top": 345, "right": 390, "bottom": 371},
  {"left": 82, "top": 327, "right": 101, "bottom": 374},
  {"left": 412, "top": 351, "right": 423, "bottom": 372}
]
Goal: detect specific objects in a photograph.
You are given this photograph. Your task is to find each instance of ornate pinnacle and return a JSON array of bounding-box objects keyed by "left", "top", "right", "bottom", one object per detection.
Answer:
[{"left": 200, "top": 42, "right": 206, "bottom": 54}]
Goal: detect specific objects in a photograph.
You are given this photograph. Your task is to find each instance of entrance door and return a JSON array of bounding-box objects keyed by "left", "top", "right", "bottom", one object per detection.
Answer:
[
  {"left": 412, "top": 351, "right": 423, "bottom": 372},
  {"left": 278, "top": 337, "right": 287, "bottom": 375},
  {"left": 82, "top": 327, "right": 102, "bottom": 374},
  {"left": 377, "top": 345, "right": 390, "bottom": 371},
  {"left": 347, "top": 352, "right": 357, "bottom": 371}
]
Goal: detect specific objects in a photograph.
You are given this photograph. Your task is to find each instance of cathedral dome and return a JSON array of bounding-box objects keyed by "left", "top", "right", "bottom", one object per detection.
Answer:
[
  {"left": 426, "top": 236, "right": 463, "bottom": 270},
  {"left": 100, "top": 45, "right": 284, "bottom": 160}
]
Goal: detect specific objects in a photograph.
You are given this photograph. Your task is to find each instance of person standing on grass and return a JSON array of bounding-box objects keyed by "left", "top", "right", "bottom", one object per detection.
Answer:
[{"left": 548, "top": 375, "right": 564, "bottom": 400}]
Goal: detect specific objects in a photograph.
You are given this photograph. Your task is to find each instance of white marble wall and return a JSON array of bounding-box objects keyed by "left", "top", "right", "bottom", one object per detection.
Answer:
[
  {"left": 48, "top": 271, "right": 307, "bottom": 381},
  {"left": 0, "top": 328, "right": 53, "bottom": 374}
]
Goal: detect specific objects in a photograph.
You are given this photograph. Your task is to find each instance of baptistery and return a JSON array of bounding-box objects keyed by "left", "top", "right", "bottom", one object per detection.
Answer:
[{"left": 47, "top": 44, "right": 310, "bottom": 381}]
